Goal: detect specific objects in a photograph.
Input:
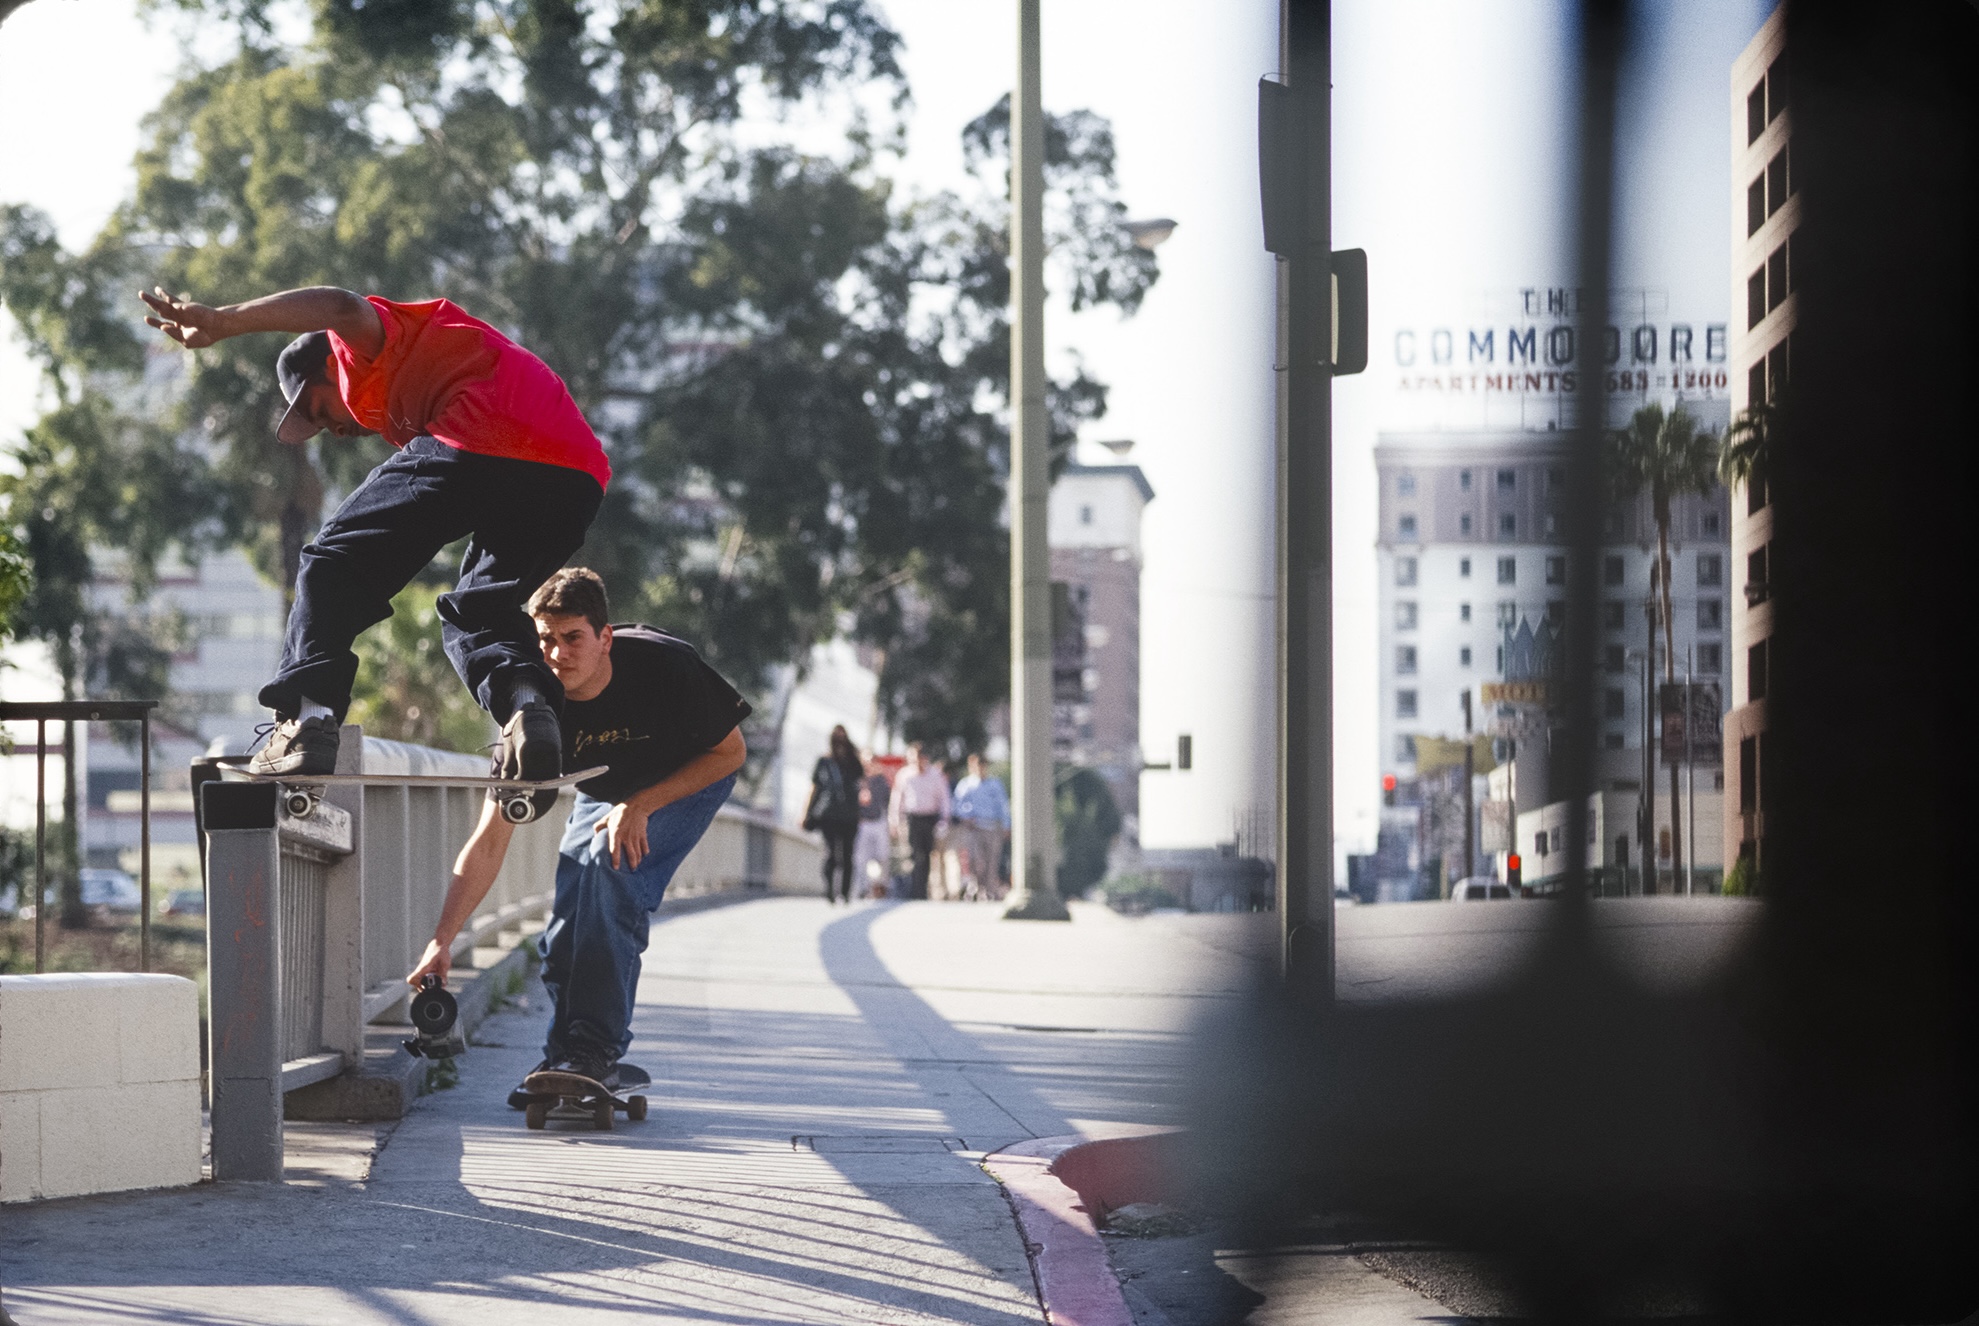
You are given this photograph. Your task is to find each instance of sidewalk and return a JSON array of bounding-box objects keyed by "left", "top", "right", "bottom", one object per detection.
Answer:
[{"left": 0, "top": 898, "right": 1276, "bottom": 1325}]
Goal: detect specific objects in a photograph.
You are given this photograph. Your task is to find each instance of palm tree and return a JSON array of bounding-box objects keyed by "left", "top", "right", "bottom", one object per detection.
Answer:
[
  {"left": 1606, "top": 402, "right": 1721, "bottom": 889},
  {"left": 1720, "top": 399, "right": 1776, "bottom": 492}
]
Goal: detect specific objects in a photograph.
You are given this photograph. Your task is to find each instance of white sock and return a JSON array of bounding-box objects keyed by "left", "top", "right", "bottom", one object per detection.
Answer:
[{"left": 298, "top": 696, "right": 335, "bottom": 723}]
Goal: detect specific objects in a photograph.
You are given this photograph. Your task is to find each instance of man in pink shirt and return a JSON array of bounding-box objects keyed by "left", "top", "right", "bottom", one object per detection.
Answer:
[{"left": 140, "top": 285, "right": 609, "bottom": 798}]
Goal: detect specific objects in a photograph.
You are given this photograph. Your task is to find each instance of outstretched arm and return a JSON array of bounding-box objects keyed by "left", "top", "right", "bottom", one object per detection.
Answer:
[
  {"left": 407, "top": 797, "right": 518, "bottom": 987},
  {"left": 139, "top": 285, "right": 385, "bottom": 357}
]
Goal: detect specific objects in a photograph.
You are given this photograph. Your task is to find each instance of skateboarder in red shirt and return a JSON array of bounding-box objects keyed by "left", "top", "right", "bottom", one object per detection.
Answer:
[{"left": 139, "top": 285, "right": 611, "bottom": 791}]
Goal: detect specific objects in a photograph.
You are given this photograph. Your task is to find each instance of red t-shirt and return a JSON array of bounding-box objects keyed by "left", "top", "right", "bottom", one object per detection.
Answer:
[{"left": 327, "top": 296, "right": 611, "bottom": 487}]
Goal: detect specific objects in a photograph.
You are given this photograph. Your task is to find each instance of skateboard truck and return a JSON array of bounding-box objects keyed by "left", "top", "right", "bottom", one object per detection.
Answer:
[
  {"left": 403, "top": 975, "right": 465, "bottom": 1059},
  {"left": 281, "top": 786, "right": 320, "bottom": 819}
]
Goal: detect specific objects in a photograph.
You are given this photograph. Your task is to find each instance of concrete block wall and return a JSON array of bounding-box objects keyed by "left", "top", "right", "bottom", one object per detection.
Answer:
[{"left": 0, "top": 973, "right": 203, "bottom": 1203}]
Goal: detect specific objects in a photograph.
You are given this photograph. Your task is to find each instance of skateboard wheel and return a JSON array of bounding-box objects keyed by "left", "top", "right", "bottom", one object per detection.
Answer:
[
  {"left": 626, "top": 1095, "right": 647, "bottom": 1122},
  {"left": 593, "top": 1098, "right": 614, "bottom": 1130},
  {"left": 283, "top": 789, "right": 317, "bottom": 818},
  {"left": 500, "top": 794, "right": 533, "bottom": 824},
  {"left": 525, "top": 1101, "right": 549, "bottom": 1130}
]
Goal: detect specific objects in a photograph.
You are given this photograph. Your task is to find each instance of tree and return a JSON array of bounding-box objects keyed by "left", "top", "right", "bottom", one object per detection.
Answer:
[
  {"left": 1720, "top": 398, "right": 1776, "bottom": 492},
  {"left": 25, "top": 0, "right": 1154, "bottom": 759},
  {"left": 347, "top": 581, "right": 498, "bottom": 753},
  {"left": 1606, "top": 402, "right": 1720, "bottom": 886}
]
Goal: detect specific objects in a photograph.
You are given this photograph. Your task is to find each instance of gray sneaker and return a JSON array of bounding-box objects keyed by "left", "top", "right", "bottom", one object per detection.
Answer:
[{"left": 246, "top": 715, "right": 340, "bottom": 777}]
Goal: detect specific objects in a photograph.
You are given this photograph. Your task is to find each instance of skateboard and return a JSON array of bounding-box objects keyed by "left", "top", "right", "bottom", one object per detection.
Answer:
[
  {"left": 522, "top": 1063, "right": 651, "bottom": 1131},
  {"left": 229, "top": 766, "right": 607, "bottom": 824}
]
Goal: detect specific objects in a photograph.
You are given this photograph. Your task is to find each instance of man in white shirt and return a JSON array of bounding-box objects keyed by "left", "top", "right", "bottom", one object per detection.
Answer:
[{"left": 887, "top": 742, "right": 950, "bottom": 901}]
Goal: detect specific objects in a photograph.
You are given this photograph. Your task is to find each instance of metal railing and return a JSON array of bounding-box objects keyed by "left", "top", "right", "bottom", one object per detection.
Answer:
[{"left": 199, "top": 724, "right": 822, "bottom": 1179}]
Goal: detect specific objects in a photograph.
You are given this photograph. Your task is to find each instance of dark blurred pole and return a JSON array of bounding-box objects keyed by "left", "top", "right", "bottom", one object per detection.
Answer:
[
  {"left": 1002, "top": 0, "right": 1066, "bottom": 922},
  {"left": 1462, "top": 689, "right": 1475, "bottom": 882},
  {"left": 1274, "top": 0, "right": 1334, "bottom": 1003},
  {"left": 1556, "top": 0, "right": 1623, "bottom": 908}
]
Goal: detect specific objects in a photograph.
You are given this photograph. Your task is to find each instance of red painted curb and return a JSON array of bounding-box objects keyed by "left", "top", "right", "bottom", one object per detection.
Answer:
[{"left": 982, "top": 1128, "right": 1180, "bottom": 1326}]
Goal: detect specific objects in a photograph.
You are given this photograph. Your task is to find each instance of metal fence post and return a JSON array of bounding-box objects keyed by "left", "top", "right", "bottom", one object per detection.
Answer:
[
  {"left": 320, "top": 725, "right": 366, "bottom": 1068},
  {"left": 201, "top": 779, "right": 284, "bottom": 1181}
]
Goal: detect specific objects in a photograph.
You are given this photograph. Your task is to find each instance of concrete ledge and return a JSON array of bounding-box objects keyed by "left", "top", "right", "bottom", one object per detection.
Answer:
[
  {"left": 983, "top": 1128, "right": 1180, "bottom": 1326},
  {"left": 1, "top": 973, "right": 203, "bottom": 1203}
]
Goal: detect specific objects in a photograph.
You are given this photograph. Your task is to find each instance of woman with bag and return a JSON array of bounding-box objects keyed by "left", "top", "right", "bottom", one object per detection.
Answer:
[{"left": 804, "top": 726, "right": 864, "bottom": 903}]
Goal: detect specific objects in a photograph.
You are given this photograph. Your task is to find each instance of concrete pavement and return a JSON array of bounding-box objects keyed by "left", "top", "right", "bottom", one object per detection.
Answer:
[{"left": 0, "top": 897, "right": 1271, "bottom": 1324}]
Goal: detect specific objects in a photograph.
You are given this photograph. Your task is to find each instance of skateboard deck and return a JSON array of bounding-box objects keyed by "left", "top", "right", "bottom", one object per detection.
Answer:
[
  {"left": 228, "top": 766, "right": 607, "bottom": 824},
  {"left": 522, "top": 1063, "right": 651, "bottom": 1131}
]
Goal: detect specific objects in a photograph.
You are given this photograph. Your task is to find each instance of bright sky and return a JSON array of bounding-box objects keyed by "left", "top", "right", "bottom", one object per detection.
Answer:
[{"left": 0, "top": 0, "right": 1771, "bottom": 858}]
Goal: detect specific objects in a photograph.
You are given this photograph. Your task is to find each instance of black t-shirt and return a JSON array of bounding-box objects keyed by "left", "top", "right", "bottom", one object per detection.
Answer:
[{"left": 561, "top": 625, "right": 752, "bottom": 803}]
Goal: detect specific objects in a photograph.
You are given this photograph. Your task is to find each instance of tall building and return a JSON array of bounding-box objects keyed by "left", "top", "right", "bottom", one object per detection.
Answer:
[
  {"left": 1725, "top": 7, "right": 1790, "bottom": 877},
  {"left": 1375, "top": 429, "right": 1731, "bottom": 885},
  {"left": 1048, "top": 462, "right": 1151, "bottom": 837}
]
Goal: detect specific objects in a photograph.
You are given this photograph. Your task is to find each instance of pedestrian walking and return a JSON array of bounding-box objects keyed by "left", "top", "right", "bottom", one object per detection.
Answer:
[
  {"left": 852, "top": 760, "right": 893, "bottom": 899},
  {"left": 804, "top": 726, "right": 863, "bottom": 903},
  {"left": 887, "top": 742, "right": 950, "bottom": 901},
  {"left": 950, "top": 753, "right": 1010, "bottom": 901},
  {"left": 138, "top": 286, "right": 610, "bottom": 798},
  {"left": 405, "top": 568, "right": 749, "bottom": 1105}
]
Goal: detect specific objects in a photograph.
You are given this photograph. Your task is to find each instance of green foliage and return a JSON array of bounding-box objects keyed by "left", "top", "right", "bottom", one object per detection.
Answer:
[
  {"left": 1723, "top": 854, "right": 1762, "bottom": 898},
  {"left": 347, "top": 581, "right": 497, "bottom": 752},
  {"left": 1605, "top": 402, "right": 1721, "bottom": 521},
  {"left": 0, "top": 526, "right": 30, "bottom": 646},
  {"left": 1099, "top": 873, "right": 1181, "bottom": 916},
  {"left": 1054, "top": 765, "right": 1122, "bottom": 898},
  {"left": 1720, "top": 400, "right": 1775, "bottom": 489}
]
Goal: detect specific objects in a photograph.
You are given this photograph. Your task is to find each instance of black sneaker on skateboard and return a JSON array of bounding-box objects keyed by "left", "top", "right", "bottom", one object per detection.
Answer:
[
  {"left": 246, "top": 714, "right": 341, "bottom": 778},
  {"left": 493, "top": 702, "right": 562, "bottom": 821}
]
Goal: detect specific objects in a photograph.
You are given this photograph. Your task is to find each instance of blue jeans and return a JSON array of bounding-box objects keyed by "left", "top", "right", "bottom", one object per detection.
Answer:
[{"left": 536, "top": 774, "right": 736, "bottom": 1061}]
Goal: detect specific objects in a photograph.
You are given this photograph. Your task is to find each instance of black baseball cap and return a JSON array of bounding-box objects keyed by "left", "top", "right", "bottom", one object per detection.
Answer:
[{"left": 275, "top": 331, "right": 334, "bottom": 444}]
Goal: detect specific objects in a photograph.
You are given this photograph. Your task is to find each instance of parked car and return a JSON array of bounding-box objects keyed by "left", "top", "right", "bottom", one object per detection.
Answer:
[
  {"left": 79, "top": 868, "right": 143, "bottom": 914},
  {"left": 1450, "top": 876, "right": 1516, "bottom": 901},
  {"left": 159, "top": 889, "right": 205, "bottom": 919}
]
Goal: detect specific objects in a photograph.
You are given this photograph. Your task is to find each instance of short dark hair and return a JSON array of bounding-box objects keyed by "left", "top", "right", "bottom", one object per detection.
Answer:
[{"left": 528, "top": 567, "right": 609, "bottom": 632}]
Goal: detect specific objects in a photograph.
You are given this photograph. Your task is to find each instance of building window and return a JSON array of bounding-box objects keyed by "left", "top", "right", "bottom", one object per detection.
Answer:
[
  {"left": 1459, "top": 469, "right": 1472, "bottom": 491},
  {"left": 1747, "top": 175, "right": 1766, "bottom": 236},
  {"left": 1603, "top": 555, "right": 1624, "bottom": 586},
  {"left": 1746, "top": 546, "right": 1769, "bottom": 605},
  {"left": 1749, "top": 639, "right": 1768, "bottom": 701},
  {"left": 1696, "top": 554, "right": 1722, "bottom": 587},
  {"left": 1397, "top": 690, "right": 1418, "bottom": 719},
  {"left": 1603, "top": 600, "right": 1625, "bottom": 630},
  {"left": 1397, "top": 735, "right": 1418, "bottom": 763},
  {"left": 1545, "top": 556, "right": 1566, "bottom": 585},
  {"left": 1698, "top": 643, "right": 1723, "bottom": 674},
  {"left": 1767, "top": 243, "right": 1788, "bottom": 313},
  {"left": 1396, "top": 601, "right": 1418, "bottom": 630},
  {"left": 1604, "top": 732, "right": 1625, "bottom": 750},
  {"left": 1496, "top": 469, "right": 1516, "bottom": 492},
  {"left": 1495, "top": 645, "right": 1505, "bottom": 672},
  {"left": 1396, "top": 557, "right": 1417, "bottom": 587},
  {"left": 1397, "top": 473, "right": 1417, "bottom": 496},
  {"left": 1604, "top": 688, "right": 1625, "bottom": 719},
  {"left": 1767, "top": 147, "right": 1788, "bottom": 218},
  {"left": 1543, "top": 513, "right": 1559, "bottom": 537},
  {"left": 1497, "top": 557, "right": 1516, "bottom": 586},
  {"left": 1546, "top": 466, "right": 1565, "bottom": 493},
  {"left": 1459, "top": 602, "right": 1471, "bottom": 623},
  {"left": 1079, "top": 504, "right": 1093, "bottom": 525},
  {"left": 1460, "top": 646, "right": 1472, "bottom": 667},
  {"left": 1459, "top": 513, "right": 1473, "bottom": 536},
  {"left": 1398, "top": 514, "right": 1418, "bottom": 541},
  {"left": 1497, "top": 601, "right": 1517, "bottom": 627},
  {"left": 1747, "top": 82, "right": 1766, "bottom": 144},
  {"left": 1459, "top": 557, "right": 1471, "bottom": 578},
  {"left": 1397, "top": 646, "right": 1417, "bottom": 676},
  {"left": 1767, "top": 53, "right": 1788, "bottom": 122},
  {"left": 1749, "top": 360, "right": 1768, "bottom": 406},
  {"left": 1603, "top": 644, "right": 1625, "bottom": 673},
  {"left": 1497, "top": 513, "right": 1516, "bottom": 539},
  {"left": 1698, "top": 599, "right": 1722, "bottom": 631},
  {"left": 1702, "top": 510, "right": 1720, "bottom": 537},
  {"left": 1748, "top": 267, "right": 1767, "bottom": 329},
  {"left": 1768, "top": 339, "right": 1790, "bottom": 399},
  {"left": 1545, "top": 600, "right": 1565, "bottom": 626}
]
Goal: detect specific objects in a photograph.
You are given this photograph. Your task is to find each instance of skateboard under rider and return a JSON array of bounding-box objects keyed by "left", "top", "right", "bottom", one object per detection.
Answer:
[
  {"left": 522, "top": 1063, "right": 651, "bottom": 1131},
  {"left": 229, "top": 766, "right": 608, "bottom": 825}
]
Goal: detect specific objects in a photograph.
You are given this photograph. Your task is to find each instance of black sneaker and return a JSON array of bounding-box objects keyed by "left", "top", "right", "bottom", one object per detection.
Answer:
[
  {"left": 551, "top": 1046, "right": 618, "bottom": 1088},
  {"left": 508, "top": 1058, "right": 555, "bottom": 1110},
  {"left": 246, "top": 715, "right": 340, "bottom": 777},
  {"left": 493, "top": 701, "right": 561, "bottom": 819}
]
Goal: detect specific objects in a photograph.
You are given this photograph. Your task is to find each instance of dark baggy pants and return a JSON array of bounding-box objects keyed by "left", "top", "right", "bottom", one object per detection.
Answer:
[
  {"left": 259, "top": 437, "right": 604, "bottom": 723},
  {"left": 906, "top": 813, "right": 940, "bottom": 900},
  {"left": 820, "top": 821, "right": 858, "bottom": 902}
]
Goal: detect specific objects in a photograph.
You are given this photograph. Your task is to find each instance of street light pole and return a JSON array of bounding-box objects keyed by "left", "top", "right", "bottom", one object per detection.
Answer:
[{"left": 1002, "top": 0, "right": 1067, "bottom": 922}]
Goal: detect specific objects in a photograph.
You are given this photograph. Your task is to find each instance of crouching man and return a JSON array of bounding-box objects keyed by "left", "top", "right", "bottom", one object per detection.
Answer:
[{"left": 406, "top": 567, "right": 750, "bottom": 1105}]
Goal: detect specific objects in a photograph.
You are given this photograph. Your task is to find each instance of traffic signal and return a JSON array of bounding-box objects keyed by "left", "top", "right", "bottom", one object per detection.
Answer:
[
  {"left": 1507, "top": 853, "right": 1522, "bottom": 891},
  {"left": 1382, "top": 773, "right": 1397, "bottom": 807}
]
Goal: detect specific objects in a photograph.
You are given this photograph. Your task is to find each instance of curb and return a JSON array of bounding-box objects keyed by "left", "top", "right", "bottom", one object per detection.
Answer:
[{"left": 982, "top": 1127, "right": 1181, "bottom": 1326}]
